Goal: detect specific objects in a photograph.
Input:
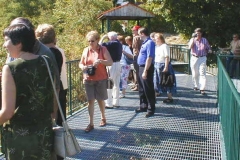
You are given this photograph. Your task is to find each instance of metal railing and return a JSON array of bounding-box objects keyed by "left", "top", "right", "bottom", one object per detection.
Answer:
[
  {"left": 66, "top": 59, "right": 87, "bottom": 116},
  {"left": 217, "top": 55, "right": 240, "bottom": 160},
  {"left": 169, "top": 44, "right": 191, "bottom": 74},
  {"left": 65, "top": 45, "right": 221, "bottom": 116}
]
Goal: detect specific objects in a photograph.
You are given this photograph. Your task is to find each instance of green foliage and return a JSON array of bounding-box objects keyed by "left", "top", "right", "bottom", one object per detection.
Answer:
[
  {"left": 146, "top": 0, "right": 240, "bottom": 48},
  {"left": 47, "top": 0, "right": 112, "bottom": 60},
  {"left": 1, "top": 0, "right": 240, "bottom": 67}
]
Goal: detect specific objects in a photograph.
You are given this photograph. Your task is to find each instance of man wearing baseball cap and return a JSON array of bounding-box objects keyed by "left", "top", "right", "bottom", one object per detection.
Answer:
[{"left": 131, "top": 25, "right": 143, "bottom": 91}]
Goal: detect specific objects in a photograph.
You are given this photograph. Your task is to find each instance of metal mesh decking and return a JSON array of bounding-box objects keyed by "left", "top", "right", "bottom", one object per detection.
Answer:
[{"left": 65, "top": 74, "right": 221, "bottom": 160}]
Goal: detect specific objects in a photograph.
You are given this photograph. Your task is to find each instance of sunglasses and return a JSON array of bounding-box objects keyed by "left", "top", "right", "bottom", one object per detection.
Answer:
[
  {"left": 233, "top": 37, "right": 237, "bottom": 38},
  {"left": 88, "top": 40, "right": 95, "bottom": 43}
]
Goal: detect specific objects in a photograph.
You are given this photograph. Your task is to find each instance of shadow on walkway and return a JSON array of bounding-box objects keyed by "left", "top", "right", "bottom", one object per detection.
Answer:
[{"left": 67, "top": 74, "right": 221, "bottom": 160}]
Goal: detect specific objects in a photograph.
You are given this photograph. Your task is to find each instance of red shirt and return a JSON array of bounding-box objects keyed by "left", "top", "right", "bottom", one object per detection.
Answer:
[{"left": 82, "top": 46, "right": 108, "bottom": 81}]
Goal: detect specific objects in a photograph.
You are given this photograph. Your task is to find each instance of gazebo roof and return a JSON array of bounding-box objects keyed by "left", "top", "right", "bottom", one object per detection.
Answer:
[{"left": 97, "top": 2, "right": 155, "bottom": 20}]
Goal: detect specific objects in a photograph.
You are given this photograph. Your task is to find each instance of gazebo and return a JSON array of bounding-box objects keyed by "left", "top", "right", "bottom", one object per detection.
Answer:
[{"left": 97, "top": 2, "right": 155, "bottom": 33}]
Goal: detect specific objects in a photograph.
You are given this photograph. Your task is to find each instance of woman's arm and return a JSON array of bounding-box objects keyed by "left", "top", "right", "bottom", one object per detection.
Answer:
[
  {"left": 163, "top": 44, "right": 170, "bottom": 72},
  {"left": 0, "top": 65, "right": 16, "bottom": 125},
  {"left": 79, "top": 48, "right": 88, "bottom": 71},
  {"left": 163, "top": 57, "right": 170, "bottom": 72},
  {"left": 123, "top": 45, "right": 133, "bottom": 59}
]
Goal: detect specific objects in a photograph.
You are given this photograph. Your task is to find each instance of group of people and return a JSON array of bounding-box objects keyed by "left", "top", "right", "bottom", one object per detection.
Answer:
[
  {"left": 0, "top": 16, "right": 214, "bottom": 159},
  {"left": 80, "top": 26, "right": 181, "bottom": 133},
  {"left": 80, "top": 26, "right": 214, "bottom": 133},
  {"left": 1, "top": 17, "right": 68, "bottom": 159}
]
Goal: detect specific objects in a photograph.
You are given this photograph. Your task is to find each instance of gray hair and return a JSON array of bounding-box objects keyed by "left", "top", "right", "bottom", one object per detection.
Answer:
[{"left": 107, "top": 31, "right": 118, "bottom": 40}]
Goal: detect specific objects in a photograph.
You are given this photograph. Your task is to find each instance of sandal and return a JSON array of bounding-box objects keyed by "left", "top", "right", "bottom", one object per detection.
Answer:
[
  {"left": 99, "top": 119, "right": 106, "bottom": 127},
  {"left": 193, "top": 87, "right": 199, "bottom": 91},
  {"left": 200, "top": 90, "right": 206, "bottom": 95},
  {"left": 85, "top": 124, "right": 94, "bottom": 133},
  {"left": 163, "top": 98, "right": 173, "bottom": 103},
  {"left": 119, "top": 94, "right": 125, "bottom": 98}
]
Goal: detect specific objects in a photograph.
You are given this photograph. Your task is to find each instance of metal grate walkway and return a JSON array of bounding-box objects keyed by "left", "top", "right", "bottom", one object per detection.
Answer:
[{"left": 67, "top": 73, "right": 221, "bottom": 160}]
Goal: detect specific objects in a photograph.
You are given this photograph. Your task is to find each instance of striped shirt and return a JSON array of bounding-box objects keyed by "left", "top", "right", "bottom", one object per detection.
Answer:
[{"left": 191, "top": 37, "right": 211, "bottom": 57}]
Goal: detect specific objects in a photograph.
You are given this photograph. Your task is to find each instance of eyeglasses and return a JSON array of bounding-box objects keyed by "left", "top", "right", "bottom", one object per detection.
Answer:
[{"left": 88, "top": 40, "right": 95, "bottom": 43}]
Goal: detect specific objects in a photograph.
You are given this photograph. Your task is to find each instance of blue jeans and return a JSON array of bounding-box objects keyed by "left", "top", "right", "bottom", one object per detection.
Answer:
[{"left": 153, "top": 62, "right": 177, "bottom": 94}]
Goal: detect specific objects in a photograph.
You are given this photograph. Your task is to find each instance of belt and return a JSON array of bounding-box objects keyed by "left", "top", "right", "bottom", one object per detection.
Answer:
[
  {"left": 113, "top": 60, "right": 120, "bottom": 62},
  {"left": 192, "top": 55, "right": 206, "bottom": 58},
  {"left": 139, "top": 64, "right": 154, "bottom": 67}
]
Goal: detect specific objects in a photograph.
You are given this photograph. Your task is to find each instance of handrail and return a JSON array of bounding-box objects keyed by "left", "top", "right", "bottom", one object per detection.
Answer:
[
  {"left": 169, "top": 44, "right": 190, "bottom": 74},
  {"left": 66, "top": 59, "right": 87, "bottom": 117},
  {"left": 217, "top": 54, "right": 240, "bottom": 160}
]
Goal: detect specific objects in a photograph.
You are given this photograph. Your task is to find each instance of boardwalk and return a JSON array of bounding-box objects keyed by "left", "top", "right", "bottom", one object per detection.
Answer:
[{"left": 67, "top": 73, "right": 221, "bottom": 160}]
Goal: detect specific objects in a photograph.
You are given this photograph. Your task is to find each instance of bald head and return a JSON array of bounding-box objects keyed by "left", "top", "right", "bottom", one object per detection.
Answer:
[{"left": 10, "top": 17, "right": 34, "bottom": 29}]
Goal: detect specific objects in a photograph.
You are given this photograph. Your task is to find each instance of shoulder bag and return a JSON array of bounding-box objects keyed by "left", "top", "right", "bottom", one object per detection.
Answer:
[
  {"left": 160, "top": 71, "right": 175, "bottom": 87},
  {"left": 42, "top": 56, "right": 81, "bottom": 158},
  {"left": 106, "top": 67, "right": 114, "bottom": 89}
]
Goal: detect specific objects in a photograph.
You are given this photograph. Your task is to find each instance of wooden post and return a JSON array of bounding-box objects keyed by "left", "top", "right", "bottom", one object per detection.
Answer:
[{"left": 101, "top": 20, "right": 104, "bottom": 33}]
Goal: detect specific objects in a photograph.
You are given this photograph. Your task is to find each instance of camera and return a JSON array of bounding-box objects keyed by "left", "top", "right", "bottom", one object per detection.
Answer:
[
  {"left": 86, "top": 66, "right": 96, "bottom": 76},
  {"left": 192, "top": 33, "right": 197, "bottom": 37}
]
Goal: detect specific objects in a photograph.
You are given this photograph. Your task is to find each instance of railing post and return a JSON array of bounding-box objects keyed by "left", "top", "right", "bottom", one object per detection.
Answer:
[{"left": 67, "top": 62, "right": 73, "bottom": 116}]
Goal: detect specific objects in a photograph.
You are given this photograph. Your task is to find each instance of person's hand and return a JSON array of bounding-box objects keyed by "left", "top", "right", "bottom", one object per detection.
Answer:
[
  {"left": 162, "top": 67, "right": 168, "bottom": 72},
  {"left": 93, "top": 59, "right": 102, "bottom": 67},
  {"left": 142, "top": 70, "right": 147, "bottom": 79},
  {"left": 82, "top": 65, "right": 88, "bottom": 71}
]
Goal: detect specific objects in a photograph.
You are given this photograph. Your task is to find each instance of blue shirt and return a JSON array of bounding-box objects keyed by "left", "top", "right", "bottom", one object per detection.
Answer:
[{"left": 137, "top": 38, "right": 155, "bottom": 65}]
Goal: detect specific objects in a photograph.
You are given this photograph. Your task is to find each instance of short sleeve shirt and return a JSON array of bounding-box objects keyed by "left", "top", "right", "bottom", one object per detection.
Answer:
[{"left": 137, "top": 38, "right": 155, "bottom": 65}]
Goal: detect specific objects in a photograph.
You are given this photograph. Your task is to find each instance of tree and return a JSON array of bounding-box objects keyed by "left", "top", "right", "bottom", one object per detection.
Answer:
[
  {"left": 143, "top": 0, "right": 240, "bottom": 48},
  {"left": 48, "top": 0, "right": 112, "bottom": 59}
]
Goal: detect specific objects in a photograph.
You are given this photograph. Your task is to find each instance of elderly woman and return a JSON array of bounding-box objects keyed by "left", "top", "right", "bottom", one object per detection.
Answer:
[
  {"left": 154, "top": 33, "right": 176, "bottom": 103},
  {"left": 79, "top": 31, "right": 113, "bottom": 133},
  {"left": 1, "top": 24, "right": 55, "bottom": 159}
]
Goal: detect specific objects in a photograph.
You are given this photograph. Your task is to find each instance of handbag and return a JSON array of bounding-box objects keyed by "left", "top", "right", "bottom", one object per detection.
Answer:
[
  {"left": 160, "top": 71, "right": 175, "bottom": 87},
  {"left": 42, "top": 56, "right": 81, "bottom": 158},
  {"left": 106, "top": 67, "right": 114, "bottom": 89}
]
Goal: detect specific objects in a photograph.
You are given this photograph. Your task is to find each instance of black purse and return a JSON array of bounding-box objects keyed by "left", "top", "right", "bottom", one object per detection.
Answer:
[{"left": 160, "top": 72, "right": 175, "bottom": 87}]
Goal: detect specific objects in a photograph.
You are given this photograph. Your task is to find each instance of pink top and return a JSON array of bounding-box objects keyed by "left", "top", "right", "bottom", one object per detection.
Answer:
[{"left": 82, "top": 46, "right": 108, "bottom": 81}]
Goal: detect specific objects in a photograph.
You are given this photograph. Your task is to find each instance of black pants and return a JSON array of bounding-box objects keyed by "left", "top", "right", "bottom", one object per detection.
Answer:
[
  {"left": 56, "top": 89, "right": 67, "bottom": 126},
  {"left": 138, "top": 65, "right": 155, "bottom": 113}
]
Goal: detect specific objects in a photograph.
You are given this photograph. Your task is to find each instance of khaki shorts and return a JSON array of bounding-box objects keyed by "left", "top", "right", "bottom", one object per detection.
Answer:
[{"left": 84, "top": 79, "right": 108, "bottom": 101}]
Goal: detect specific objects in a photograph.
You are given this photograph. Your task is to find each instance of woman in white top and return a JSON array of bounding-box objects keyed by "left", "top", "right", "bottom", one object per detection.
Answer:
[
  {"left": 154, "top": 33, "right": 176, "bottom": 103},
  {"left": 118, "top": 35, "right": 133, "bottom": 98}
]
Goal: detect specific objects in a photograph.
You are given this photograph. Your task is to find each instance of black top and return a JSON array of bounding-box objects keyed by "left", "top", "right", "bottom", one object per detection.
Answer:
[
  {"left": 50, "top": 47, "right": 63, "bottom": 74},
  {"left": 102, "top": 40, "right": 122, "bottom": 62}
]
